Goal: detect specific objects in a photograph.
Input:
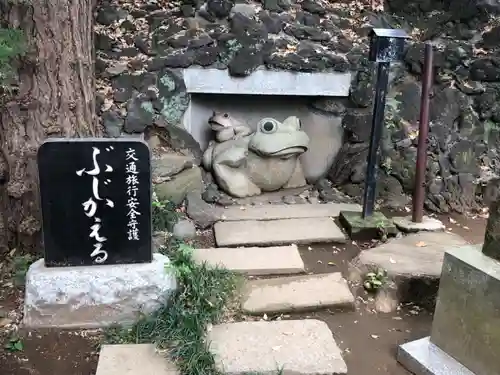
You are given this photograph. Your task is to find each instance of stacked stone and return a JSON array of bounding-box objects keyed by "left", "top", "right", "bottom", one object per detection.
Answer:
[{"left": 95, "top": 0, "right": 500, "bottom": 213}]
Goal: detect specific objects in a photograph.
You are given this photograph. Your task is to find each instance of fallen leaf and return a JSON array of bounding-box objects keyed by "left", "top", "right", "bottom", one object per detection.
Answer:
[{"left": 415, "top": 241, "right": 427, "bottom": 247}]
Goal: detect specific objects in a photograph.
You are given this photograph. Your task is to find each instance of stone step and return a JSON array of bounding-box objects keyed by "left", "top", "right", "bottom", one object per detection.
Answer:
[
  {"left": 221, "top": 202, "right": 361, "bottom": 221},
  {"left": 96, "top": 344, "right": 179, "bottom": 375},
  {"left": 350, "top": 231, "right": 469, "bottom": 280},
  {"left": 214, "top": 217, "right": 347, "bottom": 247},
  {"left": 241, "top": 273, "right": 355, "bottom": 314},
  {"left": 348, "top": 231, "right": 469, "bottom": 313},
  {"left": 192, "top": 245, "right": 305, "bottom": 276},
  {"left": 207, "top": 319, "right": 347, "bottom": 374}
]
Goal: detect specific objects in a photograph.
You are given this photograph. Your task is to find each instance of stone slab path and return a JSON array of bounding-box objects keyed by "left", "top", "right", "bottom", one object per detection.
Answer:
[
  {"left": 96, "top": 344, "right": 179, "bottom": 375},
  {"left": 192, "top": 245, "right": 305, "bottom": 276},
  {"left": 220, "top": 203, "right": 361, "bottom": 221},
  {"left": 351, "top": 231, "right": 469, "bottom": 278},
  {"left": 207, "top": 319, "right": 348, "bottom": 375},
  {"left": 205, "top": 204, "right": 352, "bottom": 372},
  {"left": 214, "top": 217, "right": 346, "bottom": 247},
  {"left": 241, "top": 273, "right": 355, "bottom": 314}
]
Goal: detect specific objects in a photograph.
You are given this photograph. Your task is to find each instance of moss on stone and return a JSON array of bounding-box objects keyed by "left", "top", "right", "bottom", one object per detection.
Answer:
[
  {"left": 159, "top": 73, "right": 176, "bottom": 92},
  {"left": 160, "top": 93, "right": 190, "bottom": 126},
  {"left": 339, "top": 211, "right": 397, "bottom": 241}
]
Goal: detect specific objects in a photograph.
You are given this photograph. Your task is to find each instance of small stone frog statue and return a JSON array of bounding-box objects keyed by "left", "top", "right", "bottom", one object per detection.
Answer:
[{"left": 208, "top": 111, "right": 253, "bottom": 143}]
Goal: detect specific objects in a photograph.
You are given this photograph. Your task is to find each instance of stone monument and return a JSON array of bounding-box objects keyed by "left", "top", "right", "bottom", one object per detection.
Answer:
[
  {"left": 397, "top": 199, "right": 500, "bottom": 375},
  {"left": 202, "top": 112, "right": 310, "bottom": 198},
  {"left": 24, "top": 139, "right": 176, "bottom": 328}
]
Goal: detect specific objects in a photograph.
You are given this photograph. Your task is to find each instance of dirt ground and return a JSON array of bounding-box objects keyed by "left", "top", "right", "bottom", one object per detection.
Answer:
[{"left": 0, "top": 211, "right": 487, "bottom": 375}]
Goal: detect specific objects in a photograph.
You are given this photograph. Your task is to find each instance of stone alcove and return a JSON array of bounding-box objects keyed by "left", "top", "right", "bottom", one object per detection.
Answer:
[{"left": 180, "top": 67, "right": 352, "bottom": 182}]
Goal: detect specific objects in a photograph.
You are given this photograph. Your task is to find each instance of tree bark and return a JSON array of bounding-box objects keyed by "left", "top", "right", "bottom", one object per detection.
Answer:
[
  {"left": 0, "top": 0, "right": 100, "bottom": 254},
  {"left": 483, "top": 199, "right": 500, "bottom": 261}
]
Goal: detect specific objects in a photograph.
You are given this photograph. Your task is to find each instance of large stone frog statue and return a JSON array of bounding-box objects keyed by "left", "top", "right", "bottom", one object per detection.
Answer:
[{"left": 202, "top": 113, "right": 310, "bottom": 198}]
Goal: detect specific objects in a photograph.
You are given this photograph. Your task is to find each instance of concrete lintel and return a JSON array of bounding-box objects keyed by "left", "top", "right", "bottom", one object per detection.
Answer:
[{"left": 183, "top": 68, "right": 352, "bottom": 97}]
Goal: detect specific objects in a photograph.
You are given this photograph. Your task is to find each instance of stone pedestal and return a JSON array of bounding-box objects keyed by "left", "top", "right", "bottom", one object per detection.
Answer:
[
  {"left": 339, "top": 211, "right": 397, "bottom": 240},
  {"left": 398, "top": 245, "right": 500, "bottom": 375},
  {"left": 24, "top": 253, "right": 177, "bottom": 328},
  {"left": 393, "top": 215, "right": 445, "bottom": 233}
]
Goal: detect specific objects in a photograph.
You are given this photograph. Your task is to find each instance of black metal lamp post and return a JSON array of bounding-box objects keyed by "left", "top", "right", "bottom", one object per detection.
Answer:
[{"left": 362, "top": 28, "right": 410, "bottom": 218}]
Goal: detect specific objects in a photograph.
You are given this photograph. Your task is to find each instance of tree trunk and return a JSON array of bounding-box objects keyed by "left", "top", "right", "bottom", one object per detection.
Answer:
[
  {"left": 0, "top": 0, "right": 100, "bottom": 254},
  {"left": 483, "top": 199, "right": 500, "bottom": 262}
]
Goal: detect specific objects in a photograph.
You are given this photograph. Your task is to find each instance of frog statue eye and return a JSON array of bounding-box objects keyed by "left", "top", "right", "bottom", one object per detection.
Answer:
[{"left": 261, "top": 121, "right": 277, "bottom": 134}]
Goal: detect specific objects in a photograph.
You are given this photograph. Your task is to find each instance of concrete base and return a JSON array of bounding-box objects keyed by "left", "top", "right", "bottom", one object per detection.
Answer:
[
  {"left": 397, "top": 337, "right": 475, "bottom": 375},
  {"left": 430, "top": 245, "right": 500, "bottom": 375},
  {"left": 24, "top": 254, "right": 177, "bottom": 328},
  {"left": 393, "top": 216, "right": 445, "bottom": 233},
  {"left": 339, "top": 211, "right": 397, "bottom": 241}
]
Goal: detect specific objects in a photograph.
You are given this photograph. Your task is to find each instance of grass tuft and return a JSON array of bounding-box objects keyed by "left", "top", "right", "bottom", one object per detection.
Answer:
[
  {"left": 152, "top": 196, "right": 181, "bottom": 232},
  {"left": 104, "top": 238, "right": 241, "bottom": 375},
  {"left": 105, "top": 198, "right": 283, "bottom": 375}
]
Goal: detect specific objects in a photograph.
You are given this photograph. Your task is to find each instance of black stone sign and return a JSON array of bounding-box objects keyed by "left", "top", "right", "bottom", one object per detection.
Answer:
[{"left": 38, "top": 138, "right": 152, "bottom": 267}]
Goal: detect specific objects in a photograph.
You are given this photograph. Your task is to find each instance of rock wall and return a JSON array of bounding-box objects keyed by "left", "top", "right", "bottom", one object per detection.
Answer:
[
  {"left": 329, "top": 1, "right": 500, "bottom": 213},
  {"left": 95, "top": 0, "right": 500, "bottom": 213}
]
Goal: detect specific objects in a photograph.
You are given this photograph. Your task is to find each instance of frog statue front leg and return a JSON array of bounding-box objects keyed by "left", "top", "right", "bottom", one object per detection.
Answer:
[
  {"left": 203, "top": 138, "right": 261, "bottom": 198},
  {"left": 203, "top": 114, "right": 310, "bottom": 198}
]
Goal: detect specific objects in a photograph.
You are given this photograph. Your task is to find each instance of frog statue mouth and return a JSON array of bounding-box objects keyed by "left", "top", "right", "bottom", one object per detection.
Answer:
[
  {"left": 248, "top": 116, "right": 309, "bottom": 158},
  {"left": 208, "top": 111, "right": 234, "bottom": 131}
]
